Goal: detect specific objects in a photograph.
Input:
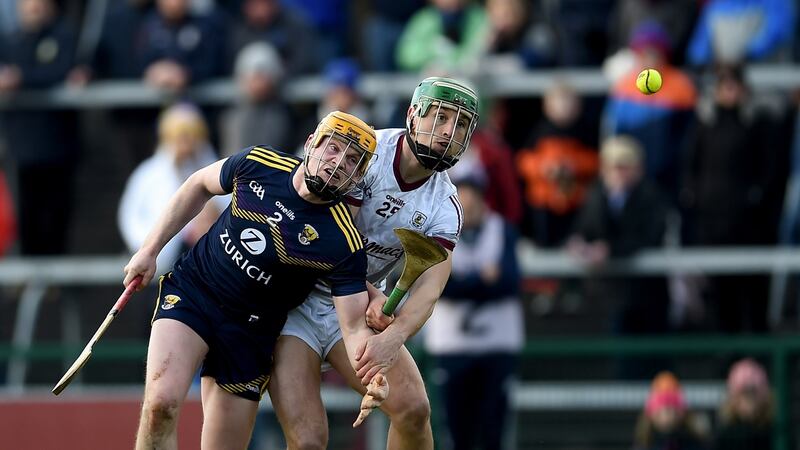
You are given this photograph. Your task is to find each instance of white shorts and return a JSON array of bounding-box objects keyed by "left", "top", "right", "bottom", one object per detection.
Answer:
[{"left": 281, "top": 290, "right": 342, "bottom": 363}]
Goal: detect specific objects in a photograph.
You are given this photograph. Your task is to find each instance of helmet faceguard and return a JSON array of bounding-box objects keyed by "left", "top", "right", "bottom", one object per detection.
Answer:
[
  {"left": 406, "top": 77, "right": 480, "bottom": 172},
  {"left": 304, "top": 111, "right": 376, "bottom": 200}
]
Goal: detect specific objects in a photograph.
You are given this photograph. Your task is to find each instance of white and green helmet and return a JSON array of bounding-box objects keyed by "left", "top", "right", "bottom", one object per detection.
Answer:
[{"left": 406, "top": 77, "right": 480, "bottom": 172}]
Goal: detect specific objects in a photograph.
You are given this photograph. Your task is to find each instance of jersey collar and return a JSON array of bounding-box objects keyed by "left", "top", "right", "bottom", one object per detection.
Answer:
[{"left": 393, "top": 136, "right": 431, "bottom": 192}]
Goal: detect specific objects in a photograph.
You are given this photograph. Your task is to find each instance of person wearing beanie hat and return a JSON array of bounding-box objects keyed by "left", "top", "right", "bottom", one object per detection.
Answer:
[
  {"left": 714, "top": 358, "right": 773, "bottom": 450},
  {"left": 220, "top": 41, "right": 292, "bottom": 157},
  {"left": 633, "top": 371, "right": 710, "bottom": 450},
  {"left": 645, "top": 371, "right": 686, "bottom": 420},
  {"left": 651, "top": 370, "right": 682, "bottom": 393},
  {"left": 601, "top": 18, "right": 697, "bottom": 204}
]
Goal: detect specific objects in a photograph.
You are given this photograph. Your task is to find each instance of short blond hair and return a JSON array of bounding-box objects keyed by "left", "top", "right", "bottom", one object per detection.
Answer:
[{"left": 600, "top": 135, "right": 643, "bottom": 167}]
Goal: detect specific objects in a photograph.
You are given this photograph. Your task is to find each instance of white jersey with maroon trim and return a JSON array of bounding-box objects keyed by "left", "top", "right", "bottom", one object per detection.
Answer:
[{"left": 344, "top": 128, "right": 463, "bottom": 287}]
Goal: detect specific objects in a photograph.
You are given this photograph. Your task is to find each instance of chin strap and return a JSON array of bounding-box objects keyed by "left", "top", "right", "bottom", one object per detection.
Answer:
[
  {"left": 304, "top": 174, "right": 339, "bottom": 201},
  {"left": 404, "top": 132, "right": 457, "bottom": 172}
]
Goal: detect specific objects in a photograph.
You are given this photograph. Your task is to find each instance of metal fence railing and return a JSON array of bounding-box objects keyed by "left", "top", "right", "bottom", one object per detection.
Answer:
[
  {"left": 1, "top": 250, "right": 800, "bottom": 449},
  {"left": 0, "top": 65, "right": 798, "bottom": 110}
]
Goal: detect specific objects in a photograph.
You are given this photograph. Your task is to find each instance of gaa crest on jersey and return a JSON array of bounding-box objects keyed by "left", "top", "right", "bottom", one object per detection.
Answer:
[
  {"left": 162, "top": 294, "right": 181, "bottom": 310},
  {"left": 298, "top": 224, "right": 319, "bottom": 245},
  {"left": 410, "top": 211, "right": 427, "bottom": 229}
]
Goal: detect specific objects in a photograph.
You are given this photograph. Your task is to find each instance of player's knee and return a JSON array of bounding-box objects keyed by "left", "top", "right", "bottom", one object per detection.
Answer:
[
  {"left": 392, "top": 395, "right": 431, "bottom": 431},
  {"left": 141, "top": 394, "right": 181, "bottom": 430},
  {"left": 286, "top": 430, "right": 327, "bottom": 450}
]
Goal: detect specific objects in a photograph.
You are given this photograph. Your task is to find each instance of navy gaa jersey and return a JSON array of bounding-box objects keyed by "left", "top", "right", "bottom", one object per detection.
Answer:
[{"left": 173, "top": 146, "right": 367, "bottom": 315}]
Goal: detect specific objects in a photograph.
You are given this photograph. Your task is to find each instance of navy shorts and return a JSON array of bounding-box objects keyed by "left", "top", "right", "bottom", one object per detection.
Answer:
[{"left": 151, "top": 273, "right": 280, "bottom": 401}]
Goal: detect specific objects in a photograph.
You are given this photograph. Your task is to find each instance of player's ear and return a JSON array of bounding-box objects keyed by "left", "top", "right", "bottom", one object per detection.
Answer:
[{"left": 406, "top": 106, "right": 417, "bottom": 134}]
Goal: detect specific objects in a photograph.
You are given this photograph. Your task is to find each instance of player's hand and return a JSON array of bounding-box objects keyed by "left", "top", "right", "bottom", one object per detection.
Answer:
[
  {"left": 352, "top": 373, "right": 389, "bottom": 428},
  {"left": 354, "top": 331, "right": 403, "bottom": 385},
  {"left": 123, "top": 249, "right": 157, "bottom": 291},
  {"left": 366, "top": 296, "right": 394, "bottom": 331}
]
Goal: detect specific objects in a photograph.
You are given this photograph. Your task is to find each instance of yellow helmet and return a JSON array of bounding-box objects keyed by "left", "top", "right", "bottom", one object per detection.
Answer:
[
  {"left": 311, "top": 111, "right": 376, "bottom": 166},
  {"left": 304, "top": 111, "right": 376, "bottom": 199}
]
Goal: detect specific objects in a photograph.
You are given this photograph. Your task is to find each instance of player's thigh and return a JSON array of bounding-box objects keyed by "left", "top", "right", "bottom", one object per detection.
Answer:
[
  {"left": 143, "top": 318, "right": 208, "bottom": 404},
  {"left": 327, "top": 340, "right": 429, "bottom": 416},
  {"left": 268, "top": 336, "right": 328, "bottom": 439},
  {"left": 200, "top": 377, "right": 259, "bottom": 450}
]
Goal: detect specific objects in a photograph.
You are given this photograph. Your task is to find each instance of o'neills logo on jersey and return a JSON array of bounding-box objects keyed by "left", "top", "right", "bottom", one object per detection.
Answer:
[
  {"left": 363, "top": 239, "right": 404, "bottom": 261},
  {"left": 219, "top": 229, "right": 273, "bottom": 286}
]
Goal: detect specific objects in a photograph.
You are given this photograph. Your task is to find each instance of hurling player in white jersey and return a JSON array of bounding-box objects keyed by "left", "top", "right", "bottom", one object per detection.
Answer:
[{"left": 270, "top": 77, "right": 479, "bottom": 449}]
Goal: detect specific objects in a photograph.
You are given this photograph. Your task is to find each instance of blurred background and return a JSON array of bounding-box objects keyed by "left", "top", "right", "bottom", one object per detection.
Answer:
[{"left": 0, "top": 0, "right": 799, "bottom": 449}]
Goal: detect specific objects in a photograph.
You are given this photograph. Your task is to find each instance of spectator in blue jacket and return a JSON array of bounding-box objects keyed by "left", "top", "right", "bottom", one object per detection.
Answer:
[
  {"left": 602, "top": 21, "right": 697, "bottom": 203},
  {"left": 687, "top": 0, "right": 796, "bottom": 66}
]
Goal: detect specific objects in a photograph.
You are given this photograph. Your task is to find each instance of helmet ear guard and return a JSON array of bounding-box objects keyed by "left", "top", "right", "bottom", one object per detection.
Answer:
[
  {"left": 406, "top": 77, "right": 480, "bottom": 172},
  {"left": 304, "top": 111, "right": 377, "bottom": 199}
]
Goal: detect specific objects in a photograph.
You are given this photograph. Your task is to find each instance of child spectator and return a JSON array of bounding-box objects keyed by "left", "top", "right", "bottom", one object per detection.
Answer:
[
  {"left": 713, "top": 358, "right": 773, "bottom": 450},
  {"left": 633, "top": 371, "right": 710, "bottom": 450}
]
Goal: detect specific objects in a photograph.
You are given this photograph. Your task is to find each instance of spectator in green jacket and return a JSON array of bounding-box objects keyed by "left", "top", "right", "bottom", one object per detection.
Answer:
[{"left": 395, "top": 0, "right": 488, "bottom": 73}]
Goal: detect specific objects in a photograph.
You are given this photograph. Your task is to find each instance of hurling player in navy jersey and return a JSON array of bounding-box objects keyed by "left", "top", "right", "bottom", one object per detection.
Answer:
[{"left": 122, "top": 111, "right": 385, "bottom": 450}]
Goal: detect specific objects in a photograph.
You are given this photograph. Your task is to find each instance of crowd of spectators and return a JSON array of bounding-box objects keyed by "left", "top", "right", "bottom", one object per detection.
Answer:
[{"left": 0, "top": 0, "right": 798, "bottom": 331}]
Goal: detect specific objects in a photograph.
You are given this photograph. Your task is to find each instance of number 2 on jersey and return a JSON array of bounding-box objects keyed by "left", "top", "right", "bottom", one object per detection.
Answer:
[{"left": 266, "top": 212, "right": 282, "bottom": 228}]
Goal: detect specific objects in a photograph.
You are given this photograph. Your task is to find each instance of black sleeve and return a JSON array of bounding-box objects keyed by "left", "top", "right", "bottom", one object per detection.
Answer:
[
  {"left": 219, "top": 147, "right": 253, "bottom": 192},
  {"left": 326, "top": 249, "right": 368, "bottom": 297}
]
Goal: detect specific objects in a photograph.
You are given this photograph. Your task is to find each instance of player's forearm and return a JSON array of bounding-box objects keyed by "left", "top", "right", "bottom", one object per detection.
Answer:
[
  {"left": 385, "top": 285, "right": 439, "bottom": 342},
  {"left": 334, "top": 292, "right": 375, "bottom": 369},
  {"left": 140, "top": 172, "right": 216, "bottom": 256},
  {"left": 386, "top": 259, "right": 450, "bottom": 341}
]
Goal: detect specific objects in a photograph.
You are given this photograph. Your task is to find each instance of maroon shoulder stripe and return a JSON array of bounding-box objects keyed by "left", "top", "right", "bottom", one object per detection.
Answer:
[
  {"left": 344, "top": 196, "right": 362, "bottom": 207},
  {"left": 433, "top": 236, "right": 455, "bottom": 251},
  {"left": 449, "top": 195, "right": 463, "bottom": 236}
]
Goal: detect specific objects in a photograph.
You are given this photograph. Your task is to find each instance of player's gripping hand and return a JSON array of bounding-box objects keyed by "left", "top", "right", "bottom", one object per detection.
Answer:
[
  {"left": 123, "top": 249, "right": 158, "bottom": 291},
  {"left": 354, "top": 331, "right": 403, "bottom": 385},
  {"left": 352, "top": 373, "right": 389, "bottom": 428},
  {"left": 366, "top": 296, "right": 394, "bottom": 331}
]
